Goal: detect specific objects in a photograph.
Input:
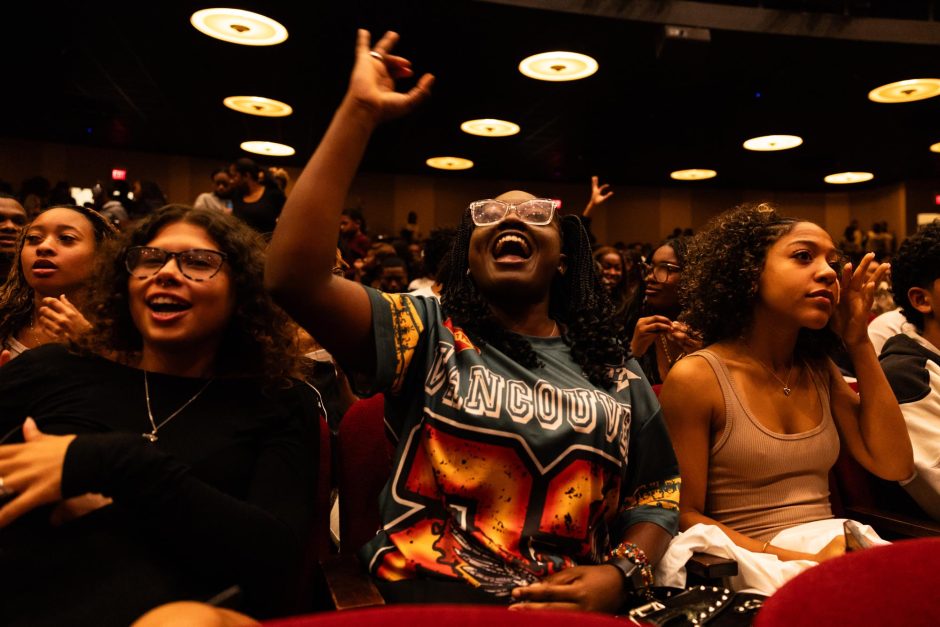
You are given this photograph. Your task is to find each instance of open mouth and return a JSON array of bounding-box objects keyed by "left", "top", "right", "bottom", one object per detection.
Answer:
[
  {"left": 492, "top": 232, "right": 532, "bottom": 262},
  {"left": 32, "top": 259, "right": 58, "bottom": 270},
  {"left": 147, "top": 294, "right": 192, "bottom": 314}
]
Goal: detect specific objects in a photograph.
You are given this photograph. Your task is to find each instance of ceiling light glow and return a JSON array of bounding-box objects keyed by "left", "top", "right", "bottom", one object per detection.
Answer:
[
  {"left": 224, "top": 96, "right": 293, "bottom": 117},
  {"left": 518, "top": 51, "right": 598, "bottom": 82},
  {"left": 743, "top": 134, "right": 803, "bottom": 151},
  {"left": 460, "top": 119, "right": 521, "bottom": 137},
  {"left": 426, "top": 156, "right": 474, "bottom": 171},
  {"left": 824, "top": 171, "right": 874, "bottom": 184},
  {"left": 190, "top": 8, "right": 288, "bottom": 46},
  {"left": 868, "top": 79, "right": 940, "bottom": 103},
  {"left": 930, "top": 141, "right": 940, "bottom": 153},
  {"left": 240, "top": 141, "right": 295, "bottom": 157},
  {"left": 670, "top": 169, "right": 717, "bottom": 181}
]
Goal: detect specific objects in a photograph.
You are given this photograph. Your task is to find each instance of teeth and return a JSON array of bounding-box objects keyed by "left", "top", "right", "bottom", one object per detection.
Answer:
[{"left": 494, "top": 233, "right": 531, "bottom": 256}]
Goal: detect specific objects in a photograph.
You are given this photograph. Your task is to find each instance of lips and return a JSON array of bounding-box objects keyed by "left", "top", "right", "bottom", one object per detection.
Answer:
[
  {"left": 492, "top": 231, "right": 533, "bottom": 263},
  {"left": 146, "top": 293, "right": 192, "bottom": 322},
  {"left": 31, "top": 259, "right": 59, "bottom": 277},
  {"left": 807, "top": 289, "right": 835, "bottom": 305}
]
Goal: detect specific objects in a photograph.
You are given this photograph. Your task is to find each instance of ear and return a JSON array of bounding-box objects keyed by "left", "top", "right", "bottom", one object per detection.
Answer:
[
  {"left": 557, "top": 253, "right": 568, "bottom": 276},
  {"left": 907, "top": 286, "right": 934, "bottom": 315}
]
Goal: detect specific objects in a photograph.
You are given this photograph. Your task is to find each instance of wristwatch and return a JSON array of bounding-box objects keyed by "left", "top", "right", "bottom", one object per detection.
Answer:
[{"left": 607, "top": 555, "right": 650, "bottom": 592}]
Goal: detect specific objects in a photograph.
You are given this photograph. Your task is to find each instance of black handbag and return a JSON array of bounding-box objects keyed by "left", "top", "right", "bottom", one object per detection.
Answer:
[{"left": 625, "top": 585, "right": 767, "bottom": 626}]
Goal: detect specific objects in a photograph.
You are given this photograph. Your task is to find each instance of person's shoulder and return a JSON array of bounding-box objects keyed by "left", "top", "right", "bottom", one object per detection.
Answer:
[
  {"left": 658, "top": 349, "right": 723, "bottom": 417},
  {"left": 880, "top": 335, "right": 934, "bottom": 404}
]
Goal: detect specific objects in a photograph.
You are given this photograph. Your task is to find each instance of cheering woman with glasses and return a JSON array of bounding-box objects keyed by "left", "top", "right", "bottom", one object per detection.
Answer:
[
  {"left": 0, "top": 205, "right": 319, "bottom": 625},
  {"left": 629, "top": 237, "right": 701, "bottom": 385},
  {"left": 265, "top": 30, "right": 679, "bottom": 613}
]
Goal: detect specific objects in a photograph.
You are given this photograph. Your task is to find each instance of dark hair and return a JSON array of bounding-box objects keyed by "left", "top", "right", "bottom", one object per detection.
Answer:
[
  {"left": 892, "top": 221, "right": 940, "bottom": 332},
  {"left": 423, "top": 228, "right": 457, "bottom": 280},
  {"left": 342, "top": 208, "right": 366, "bottom": 233},
  {"left": 441, "top": 211, "right": 626, "bottom": 388},
  {"left": 380, "top": 256, "right": 407, "bottom": 270},
  {"left": 210, "top": 168, "right": 229, "bottom": 180},
  {"left": 232, "top": 158, "right": 261, "bottom": 180},
  {"left": 0, "top": 205, "right": 117, "bottom": 345},
  {"left": 80, "top": 205, "right": 302, "bottom": 383},
  {"left": 680, "top": 203, "right": 840, "bottom": 358},
  {"left": 656, "top": 236, "right": 689, "bottom": 267}
]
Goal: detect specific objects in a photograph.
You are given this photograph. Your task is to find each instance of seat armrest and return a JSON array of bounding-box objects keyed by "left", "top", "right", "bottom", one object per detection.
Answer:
[
  {"left": 685, "top": 552, "right": 738, "bottom": 580},
  {"left": 844, "top": 505, "right": 940, "bottom": 538},
  {"left": 319, "top": 556, "right": 385, "bottom": 610}
]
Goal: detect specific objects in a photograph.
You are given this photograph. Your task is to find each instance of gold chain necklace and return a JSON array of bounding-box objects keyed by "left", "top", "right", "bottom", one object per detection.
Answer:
[
  {"left": 751, "top": 356, "right": 796, "bottom": 397},
  {"left": 142, "top": 372, "right": 213, "bottom": 442},
  {"left": 659, "top": 334, "right": 686, "bottom": 366}
]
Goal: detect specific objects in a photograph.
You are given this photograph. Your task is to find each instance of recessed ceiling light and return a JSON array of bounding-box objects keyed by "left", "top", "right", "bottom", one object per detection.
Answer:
[
  {"left": 670, "top": 169, "right": 717, "bottom": 181},
  {"left": 868, "top": 79, "right": 940, "bottom": 103},
  {"left": 190, "top": 8, "right": 288, "bottom": 46},
  {"left": 930, "top": 141, "right": 940, "bottom": 153},
  {"left": 460, "top": 119, "right": 520, "bottom": 137},
  {"left": 743, "top": 135, "right": 803, "bottom": 151},
  {"left": 240, "top": 141, "right": 295, "bottom": 157},
  {"left": 223, "top": 96, "right": 293, "bottom": 117},
  {"left": 518, "top": 51, "right": 598, "bottom": 82},
  {"left": 824, "top": 171, "right": 874, "bottom": 184},
  {"left": 426, "top": 156, "right": 474, "bottom": 171}
]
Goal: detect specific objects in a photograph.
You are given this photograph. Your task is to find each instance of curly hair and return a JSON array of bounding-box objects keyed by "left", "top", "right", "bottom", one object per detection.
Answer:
[
  {"left": 0, "top": 204, "right": 116, "bottom": 346},
  {"left": 79, "top": 204, "right": 302, "bottom": 383},
  {"left": 679, "top": 203, "right": 841, "bottom": 358},
  {"left": 891, "top": 220, "right": 940, "bottom": 332},
  {"left": 440, "top": 211, "right": 627, "bottom": 388}
]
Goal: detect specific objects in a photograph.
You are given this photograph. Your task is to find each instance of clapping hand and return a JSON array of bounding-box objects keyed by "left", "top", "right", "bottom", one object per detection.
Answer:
[
  {"left": 346, "top": 30, "right": 434, "bottom": 125},
  {"left": 37, "top": 294, "right": 92, "bottom": 343}
]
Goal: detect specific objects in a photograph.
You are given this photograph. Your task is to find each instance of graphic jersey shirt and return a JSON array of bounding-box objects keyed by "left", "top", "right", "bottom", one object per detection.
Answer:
[{"left": 360, "top": 289, "right": 680, "bottom": 596}]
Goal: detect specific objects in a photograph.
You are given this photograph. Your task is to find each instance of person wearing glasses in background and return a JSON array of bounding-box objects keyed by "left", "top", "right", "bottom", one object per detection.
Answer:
[
  {"left": 0, "top": 205, "right": 319, "bottom": 626},
  {"left": 264, "top": 30, "right": 679, "bottom": 614},
  {"left": 629, "top": 237, "right": 701, "bottom": 385}
]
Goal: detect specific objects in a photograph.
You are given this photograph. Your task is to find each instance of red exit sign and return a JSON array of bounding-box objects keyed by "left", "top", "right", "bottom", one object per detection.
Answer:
[{"left": 111, "top": 168, "right": 127, "bottom": 181}]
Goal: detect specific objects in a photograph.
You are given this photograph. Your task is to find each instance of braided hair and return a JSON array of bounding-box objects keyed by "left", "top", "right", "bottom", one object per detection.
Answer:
[{"left": 440, "top": 210, "right": 627, "bottom": 388}]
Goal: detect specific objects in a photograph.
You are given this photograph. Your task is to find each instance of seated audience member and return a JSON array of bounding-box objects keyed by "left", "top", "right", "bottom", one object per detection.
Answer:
[
  {"left": 630, "top": 237, "right": 700, "bottom": 384},
  {"left": 338, "top": 207, "right": 371, "bottom": 267},
  {"left": 408, "top": 227, "right": 456, "bottom": 299},
  {"left": 657, "top": 204, "right": 913, "bottom": 594},
  {"left": 131, "top": 180, "right": 169, "bottom": 219},
  {"left": 265, "top": 30, "right": 679, "bottom": 613},
  {"left": 879, "top": 221, "right": 940, "bottom": 520},
  {"left": 228, "top": 159, "right": 286, "bottom": 234},
  {"left": 0, "top": 205, "right": 319, "bottom": 626},
  {"left": 594, "top": 245, "right": 643, "bottom": 344},
  {"left": 375, "top": 255, "right": 408, "bottom": 293},
  {"left": 0, "top": 193, "right": 28, "bottom": 278},
  {"left": 0, "top": 205, "right": 116, "bottom": 359},
  {"left": 194, "top": 168, "right": 234, "bottom": 214},
  {"left": 868, "top": 307, "right": 914, "bottom": 355}
]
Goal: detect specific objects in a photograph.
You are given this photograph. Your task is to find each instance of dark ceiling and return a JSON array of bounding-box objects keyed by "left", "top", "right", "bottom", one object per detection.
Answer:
[{"left": 5, "top": 0, "right": 940, "bottom": 192}]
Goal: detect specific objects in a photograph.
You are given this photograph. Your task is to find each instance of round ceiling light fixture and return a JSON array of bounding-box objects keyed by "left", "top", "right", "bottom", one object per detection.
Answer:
[
  {"left": 426, "top": 156, "right": 474, "bottom": 171},
  {"left": 240, "top": 141, "right": 295, "bottom": 157},
  {"left": 223, "top": 96, "right": 293, "bottom": 117},
  {"left": 868, "top": 78, "right": 940, "bottom": 103},
  {"left": 190, "top": 8, "right": 288, "bottom": 46},
  {"left": 670, "top": 169, "right": 717, "bottom": 181},
  {"left": 930, "top": 141, "right": 940, "bottom": 153},
  {"left": 518, "top": 51, "right": 598, "bottom": 82},
  {"left": 460, "top": 118, "right": 521, "bottom": 137},
  {"left": 824, "top": 171, "right": 874, "bottom": 184},
  {"left": 743, "top": 134, "right": 803, "bottom": 151}
]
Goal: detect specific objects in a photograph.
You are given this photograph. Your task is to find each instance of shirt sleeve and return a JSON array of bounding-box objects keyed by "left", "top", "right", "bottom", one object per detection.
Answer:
[
  {"left": 364, "top": 286, "right": 431, "bottom": 396},
  {"left": 615, "top": 360, "right": 681, "bottom": 537}
]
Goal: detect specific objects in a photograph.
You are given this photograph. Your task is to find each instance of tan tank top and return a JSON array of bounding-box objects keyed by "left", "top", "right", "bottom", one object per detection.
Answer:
[{"left": 695, "top": 349, "right": 838, "bottom": 542}]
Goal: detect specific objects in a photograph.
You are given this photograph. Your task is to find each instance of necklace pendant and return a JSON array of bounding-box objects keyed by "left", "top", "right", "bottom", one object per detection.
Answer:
[
  {"left": 783, "top": 387, "right": 791, "bottom": 396},
  {"left": 142, "top": 432, "right": 158, "bottom": 443}
]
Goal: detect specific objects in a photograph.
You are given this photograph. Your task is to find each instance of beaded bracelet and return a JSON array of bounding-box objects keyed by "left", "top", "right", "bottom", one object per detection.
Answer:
[{"left": 606, "top": 541, "right": 655, "bottom": 599}]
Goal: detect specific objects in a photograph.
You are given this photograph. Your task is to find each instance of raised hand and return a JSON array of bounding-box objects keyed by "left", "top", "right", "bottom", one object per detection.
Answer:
[
  {"left": 0, "top": 418, "right": 76, "bottom": 528},
  {"left": 345, "top": 30, "right": 435, "bottom": 125},
  {"left": 583, "top": 176, "right": 613, "bottom": 217},
  {"left": 830, "top": 252, "right": 889, "bottom": 348}
]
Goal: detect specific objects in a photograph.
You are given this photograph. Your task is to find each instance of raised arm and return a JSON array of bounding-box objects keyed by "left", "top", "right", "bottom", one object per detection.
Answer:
[
  {"left": 828, "top": 253, "right": 914, "bottom": 480},
  {"left": 265, "top": 30, "right": 433, "bottom": 372},
  {"left": 660, "top": 357, "right": 842, "bottom": 562}
]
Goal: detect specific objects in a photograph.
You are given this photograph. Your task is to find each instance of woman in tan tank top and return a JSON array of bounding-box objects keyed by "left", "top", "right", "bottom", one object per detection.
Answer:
[{"left": 660, "top": 204, "right": 913, "bottom": 563}]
